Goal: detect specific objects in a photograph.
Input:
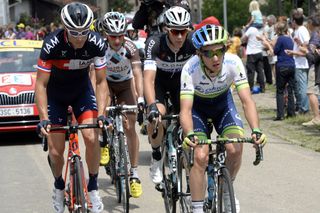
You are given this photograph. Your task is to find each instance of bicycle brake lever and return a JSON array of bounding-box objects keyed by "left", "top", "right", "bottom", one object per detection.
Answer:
[
  {"left": 253, "top": 144, "right": 263, "bottom": 166},
  {"left": 42, "top": 136, "right": 48, "bottom": 152}
]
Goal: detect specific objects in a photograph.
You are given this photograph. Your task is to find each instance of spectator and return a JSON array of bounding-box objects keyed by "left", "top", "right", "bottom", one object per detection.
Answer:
[
  {"left": 273, "top": 21, "right": 296, "bottom": 120},
  {"left": 302, "top": 14, "right": 320, "bottom": 126},
  {"left": 241, "top": 20, "right": 270, "bottom": 92},
  {"left": 263, "top": 14, "right": 277, "bottom": 85},
  {"left": 36, "top": 27, "right": 47, "bottom": 40},
  {"left": 244, "top": 0, "right": 263, "bottom": 30},
  {"left": 193, "top": 16, "right": 221, "bottom": 30},
  {"left": 24, "top": 25, "right": 35, "bottom": 40},
  {"left": 16, "top": 23, "right": 26, "bottom": 39},
  {"left": 5, "top": 27, "right": 16, "bottom": 39},
  {"left": 227, "top": 27, "right": 243, "bottom": 57},
  {"left": 286, "top": 11, "right": 310, "bottom": 114}
]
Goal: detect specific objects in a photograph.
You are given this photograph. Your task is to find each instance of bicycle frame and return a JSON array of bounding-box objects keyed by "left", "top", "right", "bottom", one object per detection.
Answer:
[{"left": 64, "top": 129, "right": 91, "bottom": 212}]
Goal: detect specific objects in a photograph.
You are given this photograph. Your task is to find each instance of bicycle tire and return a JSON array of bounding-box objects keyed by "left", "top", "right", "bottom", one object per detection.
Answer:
[
  {"left": 161, "top": 140, "right": 177, "bottom": 213},
  {"left": 119, "top": 132, "right": 130, "bottom": 213},
  {"left": 177, "top": 149, "right": 192, "bottom": 213},
  {"left": 74, "top": 156, "right": 87, "bottom": 213},
  {"left": 211, "top": 167, "right": 236, "bottom": 213}
]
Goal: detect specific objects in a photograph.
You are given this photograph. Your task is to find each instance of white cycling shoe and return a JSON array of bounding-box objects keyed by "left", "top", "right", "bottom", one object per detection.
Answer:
[
  {"left": 52, "top": 188, "right": 65, "bottom": 213},
  {"left": 149, "top": 157, "right": 163, "bottom": 184},
  {"left": 89, "top": 190, "right": 104, "bottom": 213}
]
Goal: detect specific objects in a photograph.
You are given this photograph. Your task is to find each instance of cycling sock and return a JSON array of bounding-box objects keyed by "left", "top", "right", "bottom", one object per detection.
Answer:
[
  {"left": 152, "top": 146, "right": 161, "bottom": 161},
  {"left": 54, "top": 175, "right": 65, "bottom": 190},
  {"left": 192, "top": 200, "right": 204, "bottom": 213},
  {"left": 87, "top": 173, "right": 98, "bottom": 191},
  {"left": 130, "top": 167, "right": 139, "bottom": 179}
]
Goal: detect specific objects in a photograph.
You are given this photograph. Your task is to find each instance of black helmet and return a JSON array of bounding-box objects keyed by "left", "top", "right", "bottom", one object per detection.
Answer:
[{"left": 60, "top": 2, "right": 94, "bottom": 29}]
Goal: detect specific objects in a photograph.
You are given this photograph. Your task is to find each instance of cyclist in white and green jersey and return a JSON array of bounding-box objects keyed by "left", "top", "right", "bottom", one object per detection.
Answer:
[{"left": 180, "top": 24, "right": 267, "bottom": 213}]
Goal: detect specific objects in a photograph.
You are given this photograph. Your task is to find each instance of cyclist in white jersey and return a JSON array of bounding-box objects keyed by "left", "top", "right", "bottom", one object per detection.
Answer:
[
  {"left": 100, "top": 11, "right": 144, "bottom": 198},
  {"left": 180, "top": 25, "right": 267, "bottom": 213}
]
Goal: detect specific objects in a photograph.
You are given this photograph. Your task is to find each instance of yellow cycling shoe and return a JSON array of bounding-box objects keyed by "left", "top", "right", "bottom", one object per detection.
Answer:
[
  {"left": 100, "top": 146, "right": 110, "bottom": 166},
  {"left": 130, "top": 178, "right": 143, "bottom": 198}
]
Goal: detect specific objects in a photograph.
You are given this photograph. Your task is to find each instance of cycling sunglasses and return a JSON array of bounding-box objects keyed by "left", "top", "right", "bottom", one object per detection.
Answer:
[
  {"left": 168, "top": 29, "right": 189, "bottom": 36},
  {"left": 201, "top": 47, "right": 226, "bottom": 58},
  {"left": 67, "top": 29, "right": 90, "bottom": 37},
  {"left": 107, "top": 34, "right": 125, "bottom": 39}
]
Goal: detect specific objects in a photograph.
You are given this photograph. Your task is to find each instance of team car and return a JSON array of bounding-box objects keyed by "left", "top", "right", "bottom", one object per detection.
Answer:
[{"left": 0, "top": 39, "right": 42, "bottom": 132}]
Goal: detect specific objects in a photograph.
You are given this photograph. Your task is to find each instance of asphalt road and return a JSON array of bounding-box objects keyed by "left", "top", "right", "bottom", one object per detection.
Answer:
[{"left": 0, "top": 122, "right": 320, "bottom": 213}]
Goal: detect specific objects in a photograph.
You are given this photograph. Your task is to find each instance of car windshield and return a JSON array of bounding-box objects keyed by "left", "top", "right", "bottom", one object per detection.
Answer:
[{"left": 0, "top": 49, "right": 40, "bottom": 73}]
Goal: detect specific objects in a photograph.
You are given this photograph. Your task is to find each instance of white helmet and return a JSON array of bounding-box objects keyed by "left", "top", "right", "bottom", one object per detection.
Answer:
[
  {"left": 164, "top": 6, "right": 190, "bottom": 29},
  {"left": 101, "top": 12, "right": 127, "bottom": 35},
  {"left": 60, "top": 2, "right": 93, "bottom": 29}
]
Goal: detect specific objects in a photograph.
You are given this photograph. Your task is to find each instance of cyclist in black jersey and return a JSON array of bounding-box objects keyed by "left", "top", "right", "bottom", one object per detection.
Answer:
[
  {"left": 143, "top": 6, "right": 196, "bottom": 184},
  {"left": 35, "top": 2, "right": 107, "bottom": 213}
]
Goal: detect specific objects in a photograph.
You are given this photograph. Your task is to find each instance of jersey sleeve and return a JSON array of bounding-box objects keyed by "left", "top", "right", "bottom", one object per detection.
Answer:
[
  {"left": 144, "top": 36, "right": 159, "bottom": 71},
  {"left": 180, "top": 62, "right": 194, "bottom": 100},
  {"left": 37, "top": 36, "right": 56, "bottom": 74},
  {"left": 232, "top": 55, "right": 249, "bottom": 91},
  {"left": 92, "top": 34, "right": 107, "bottom": 70}
]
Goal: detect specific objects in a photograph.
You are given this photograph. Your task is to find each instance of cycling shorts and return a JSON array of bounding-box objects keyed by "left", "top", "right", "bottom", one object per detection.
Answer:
[
  {"left": 155, "top": 71, "right": 181, "bottom": 114},
  {"left": 108, "top": 78, "right": 137, "bottom": 109},
  {"left": 192, "top": 90, "right": 244, "bottom": 139},
  {"left": 48, "top": 84, "right": 97, "bottom": 125}
]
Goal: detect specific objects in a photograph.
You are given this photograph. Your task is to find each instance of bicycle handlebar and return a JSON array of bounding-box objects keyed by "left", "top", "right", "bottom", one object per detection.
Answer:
[
  {"left": 106, "top": 104, "right": 137, "bottom": 112},
  {"left": 151, "top": 114, "right": 179, "bottom": 139},
  {"left": 189, "top": 137, "right": 264, "bottom": 167},
  {"left": 41, "top": 123, "right": 106, "bottom": 152}
]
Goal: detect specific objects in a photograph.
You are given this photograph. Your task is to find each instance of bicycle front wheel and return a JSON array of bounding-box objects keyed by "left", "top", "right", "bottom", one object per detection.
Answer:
[
  {"left": 177, "top": 149, "right": 192, "bottom": 213},
  {"left": 119, "top": 132, "right": 130, "bottom": 213},
  {"left": 212, "top": 167, "right": 236, "bottom": 213},
  {"left": 161, "top": 142, "right": 177, "bottom": 213},
  {"left": 74, "top": 156, "right": 87, "bottom": 213}
]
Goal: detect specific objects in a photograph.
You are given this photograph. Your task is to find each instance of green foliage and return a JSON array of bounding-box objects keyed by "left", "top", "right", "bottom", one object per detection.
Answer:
[
  {"left": 108, "top": 0, "right": 134, "bottom": 13},
  {"left": 202, "top": 0, "right": 252, "bottom": 33}
]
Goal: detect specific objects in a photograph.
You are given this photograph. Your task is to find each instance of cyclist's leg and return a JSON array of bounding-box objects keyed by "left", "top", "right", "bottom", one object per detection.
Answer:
[
  {"left": 189, "top": 110, "right": 209, "bottom": 212},
  {"left": 47, "top": 98, "right": 68, "bottom": 213},
  {"left": 73, "top": 86, "right": 104, "bottom": 212},
  {"left": 215, "top": 92, "right": 244, "bottom": 180}
]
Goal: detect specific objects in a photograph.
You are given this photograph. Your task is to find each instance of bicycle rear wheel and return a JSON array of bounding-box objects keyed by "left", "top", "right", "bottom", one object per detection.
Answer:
[
  {"left": 119, "top": 132, "right": 130, "bottom": 213},
  {"left": 161, "top": 142, "right": 177, "bottom": 213},
  {"left": 177, "top": 149, "right": 192, "bottom": 213},
  {"left": 74, "top": 156, "right": 87, "bottom": 213},
  {"left": 212, "top": 167, "right": 236, "bottom": 213}
]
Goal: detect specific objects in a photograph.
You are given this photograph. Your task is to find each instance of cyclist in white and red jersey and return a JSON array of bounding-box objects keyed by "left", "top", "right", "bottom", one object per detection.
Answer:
[
  {"left": 99, "top": 11, "right": 144, "bottom": 198},
  {"left": 35, "top": 2, "right": 107, "bottom": 213},
  {"left": 143, "top": 6, "right": 196, "bottom": 185},
  {"left": 180, "top": 25, "right": 267, "bottom": 213}
]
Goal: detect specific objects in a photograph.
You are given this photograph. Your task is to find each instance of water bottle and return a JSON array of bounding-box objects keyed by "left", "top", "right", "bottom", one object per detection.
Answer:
[{"left": 207, "top": 163, "right": 215, "bottom": 202}]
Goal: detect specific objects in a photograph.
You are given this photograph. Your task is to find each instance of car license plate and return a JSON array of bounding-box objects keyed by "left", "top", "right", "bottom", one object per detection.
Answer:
[{"left": 0, "top": 107, "right": 34, "bottom": 117}]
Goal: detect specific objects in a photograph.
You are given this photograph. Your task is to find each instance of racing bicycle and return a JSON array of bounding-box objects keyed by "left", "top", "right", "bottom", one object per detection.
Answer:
[
  {"left": 188, "top": 137, "right": 263, "bottom": 213},
  {"left": 42, "top": 108, "right": 107, "bottom": 213},
  {"left": 104, "top": 104, "right": 137, "bottom": 213}
]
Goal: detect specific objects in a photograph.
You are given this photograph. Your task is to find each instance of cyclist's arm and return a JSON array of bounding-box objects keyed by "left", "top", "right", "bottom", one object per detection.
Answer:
[
  {"left": 237, "top": 87, "right": 260, "bottom": 130},
  {"left": 95, "top": 67, "right": 108, "bottom": 116},
  {"left": 180, "top": 65, "right": 195, "bottom": 135},
  {"left": 35, "top": 70, "right": 50, "bottom": 121},
  {"left": 89, "top": 63, "right": 96, "bottom": 92},
  {"left": 143, "top": 36, "right": 158, "bottom": 106},
  {"left": 180, "top": 98, "right": 194, "bottom": 135},
  {"left": 143, "top": 68, "right": 156, "bottom": 105},
  {"left": 131, "top": 47, "right": 143, "bottom": 99}
]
